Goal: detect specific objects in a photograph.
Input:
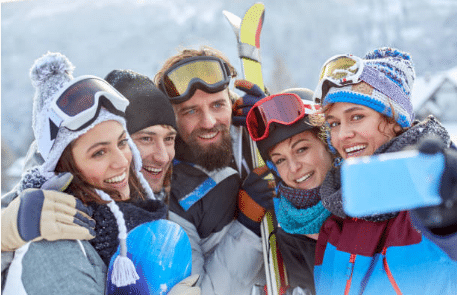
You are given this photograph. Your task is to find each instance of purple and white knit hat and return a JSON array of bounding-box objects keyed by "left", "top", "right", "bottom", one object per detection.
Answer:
[{"left": 322, "top": 47, "right": 416, "bottom": 128}]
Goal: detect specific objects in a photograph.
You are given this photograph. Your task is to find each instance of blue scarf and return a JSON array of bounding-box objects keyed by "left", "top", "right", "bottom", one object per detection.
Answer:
[{"left": 276, "top": 182, "right": 331, "bottom": 235}]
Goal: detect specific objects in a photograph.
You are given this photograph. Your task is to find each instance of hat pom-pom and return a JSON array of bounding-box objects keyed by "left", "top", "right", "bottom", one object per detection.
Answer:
[
  {"left": 364, "top": 47, "right": 412, "bottom": 63},
  {"left": 30, "top": 52, "right": 74, "bottom": 87}
]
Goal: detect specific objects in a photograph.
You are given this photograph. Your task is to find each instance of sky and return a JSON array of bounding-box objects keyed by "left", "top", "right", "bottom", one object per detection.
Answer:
[{"left": 2, "top": 0, "right": 457, "bottom": 157}]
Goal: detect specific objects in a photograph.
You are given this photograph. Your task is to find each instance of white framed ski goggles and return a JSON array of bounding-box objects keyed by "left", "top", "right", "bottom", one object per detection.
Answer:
[
  {"left": 39, "top": 75, "right": 129, "bottom": 159},
  {"left": 313, "top": 54, "right": 364, "bottom": 104},
  {"left": 50, "top": 75, "right": 129, "bottom": 131},
  {"left": 159, "top": 56, "right": 232, "bottom": 103}
]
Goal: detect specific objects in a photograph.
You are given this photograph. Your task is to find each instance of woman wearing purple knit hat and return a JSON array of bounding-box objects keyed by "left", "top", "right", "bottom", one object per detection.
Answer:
[{"left": 313, "top": 47, "right": 457, "bottom": 294}]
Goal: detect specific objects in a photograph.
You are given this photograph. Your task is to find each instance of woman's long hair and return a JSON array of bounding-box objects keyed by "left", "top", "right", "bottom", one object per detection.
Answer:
[{"left": 54, "top": 143, "right": 145, "bottom": 204}]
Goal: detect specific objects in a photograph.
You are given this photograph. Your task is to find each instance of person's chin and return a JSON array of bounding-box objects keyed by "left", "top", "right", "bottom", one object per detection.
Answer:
[
  {"left": 119, "top": 187, "right": 131, "bottom": 200},
  {"left": 151, "top": 180, "right": 165, "bottom": 194}
]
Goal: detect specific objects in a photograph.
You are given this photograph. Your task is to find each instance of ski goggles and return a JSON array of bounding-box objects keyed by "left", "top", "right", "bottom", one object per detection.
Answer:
[
  {"left": 159, "top": 56, "right": 232, "bottom": 103},
  {"left": 49, "top": 75, "right": 129, "bottom": 131},
  {"left": 246, "top": 93, "right": 320, "bottom": 141},
  {"left": 313, "top": 54, "right": 364, "bottom": 104}
]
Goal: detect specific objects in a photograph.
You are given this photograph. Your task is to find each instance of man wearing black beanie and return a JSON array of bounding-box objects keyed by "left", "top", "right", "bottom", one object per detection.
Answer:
[{"left": 105, "top": 69, "right": 177, "bottom": 203}]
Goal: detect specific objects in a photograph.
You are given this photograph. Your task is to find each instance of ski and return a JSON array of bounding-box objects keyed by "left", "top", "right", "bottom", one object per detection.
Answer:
[{"left": 223, "top": 3, "right": 288, "bottom": 295}]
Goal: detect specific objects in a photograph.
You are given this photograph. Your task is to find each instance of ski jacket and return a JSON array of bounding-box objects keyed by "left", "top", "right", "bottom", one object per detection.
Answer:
[
  {"left": 2, "top": 192, "right": 167, "bottom": 295},
  {"left": 1, "top": 142, "right": 168, "bottom": 294},
  {"left": 275, "top": 226, "right": 316, "bottom": 294},
  {"left": 315, "top": 116, "right": 457, "bottom": 294},
  {"left": 168, "top": 126, "right": 265, "bottom": 295},
  {"left": 272, "top": 184, "right": 331, "bottom": 295},
  {"left": 3, "top": 240, "right": 106, "bottom": 295},
  {"left": 315, "top": 212, "right": 457, "bottom": 295}
]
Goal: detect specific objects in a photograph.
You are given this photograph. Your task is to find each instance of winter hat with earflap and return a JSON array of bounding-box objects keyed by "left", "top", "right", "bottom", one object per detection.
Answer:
[
  {"left": 104, "top": 69, "right": 177, "bottom": 134},
  {"left": 322, "top": 47, "right": 416, "bottom": 128},
  {"left": 28, "top": 51, "right": 156, "bottom": 287}
]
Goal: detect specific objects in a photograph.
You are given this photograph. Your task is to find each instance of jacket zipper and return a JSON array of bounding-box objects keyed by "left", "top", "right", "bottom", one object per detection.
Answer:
[
  {"left": 344, "top": 253, "right": 357, "bottom": 295},
  {"left": 382, "top": 247, "right": 402, "bottom": 295}
]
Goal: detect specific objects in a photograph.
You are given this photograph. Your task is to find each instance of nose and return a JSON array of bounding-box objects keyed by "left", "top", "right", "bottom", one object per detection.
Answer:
[
  {"left": 288, "top": 159, "right": 301, "bottom": 174},
  {"left": 337, "top": 122, "right": 355, "bottom": 141},
  {"left": 199, "top": 109, "right": 217, "bottom": 129},
  {"left": 111, "top": 147, "right": 130, "bottom": 169},
  {"left": 152, "top": 141, "right": 170, "bottom": 165}
]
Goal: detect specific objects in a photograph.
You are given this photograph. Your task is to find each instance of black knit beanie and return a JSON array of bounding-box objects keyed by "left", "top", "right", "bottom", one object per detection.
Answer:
[{"left": 105, "top": 69, "right": 177, "bottom": 134}]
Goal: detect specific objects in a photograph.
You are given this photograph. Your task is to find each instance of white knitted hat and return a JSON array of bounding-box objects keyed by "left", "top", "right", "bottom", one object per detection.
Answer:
[{"left": 29, "top": 51, "right": 155, "bottom": 287}]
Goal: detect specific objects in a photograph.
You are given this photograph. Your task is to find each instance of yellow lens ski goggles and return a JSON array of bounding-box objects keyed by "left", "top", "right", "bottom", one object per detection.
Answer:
[
  {"left": 160, "top": 56, "right": 232, "bottom": 103},
  {"left": 313, "top": 54, "right": 364, "bottom": 104}
]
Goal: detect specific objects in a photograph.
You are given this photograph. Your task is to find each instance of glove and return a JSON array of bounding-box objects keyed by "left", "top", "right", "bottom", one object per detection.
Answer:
[
  {"left": 413, "top": 136, "right": 457, "bottom": 235},
  {"left": 1, "top": 173, "right": 96, "bottom": 251},
  {"left": 232, "top": 79, "right": 266, "bottom": 126},
  {"left": 168, "top": 274, "right": 201, "bottom": 295},
  {"left": 238, "top": 165, "right": 276, "bottom": 235}
]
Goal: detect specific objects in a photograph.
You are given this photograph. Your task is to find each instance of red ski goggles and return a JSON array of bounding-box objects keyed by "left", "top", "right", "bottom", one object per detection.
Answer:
[
  {"left": 159, "top": 56, "right": 232, "bottom": 103},
  {"left": 313, "top": 54, "right": 364, "bottom": 104},
  {"left": 246, "top": 93, "right": 320, "bottom": 141}
]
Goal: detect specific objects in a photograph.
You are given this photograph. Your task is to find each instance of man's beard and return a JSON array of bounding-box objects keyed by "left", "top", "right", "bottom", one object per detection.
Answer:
[{"left": 186, "top": 124, "right": 233, "bottom": 171}]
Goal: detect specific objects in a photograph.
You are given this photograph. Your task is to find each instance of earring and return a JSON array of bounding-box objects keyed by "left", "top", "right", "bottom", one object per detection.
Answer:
[{"left": 333, "top": 157, "right": 343, "bottom": 168}]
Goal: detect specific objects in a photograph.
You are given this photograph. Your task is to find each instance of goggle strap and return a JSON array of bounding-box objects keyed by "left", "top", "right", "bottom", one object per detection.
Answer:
[
  {"left": 39, "top": 109, "right": 62, "bottom": 159},
  {"left": 238, "top": 43, "right": 261, "bottom": 62},
  {"left": 161, "top": 56, "right": 232, "bottom": 102},
  {"left": 48, "top": 109, "right": 63, "bottom": 133}
]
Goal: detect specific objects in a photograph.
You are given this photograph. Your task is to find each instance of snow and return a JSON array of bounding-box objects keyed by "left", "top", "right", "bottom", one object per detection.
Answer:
[
  {"left": 2, "top": 0, "right": 457, "bottom": 159},
  {"left": 443, "top": 123, "right": 457, "bottom": 144}
]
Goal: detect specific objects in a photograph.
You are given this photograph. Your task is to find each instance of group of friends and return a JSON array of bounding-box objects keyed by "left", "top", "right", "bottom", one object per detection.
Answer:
[{"left": 1, "top": 44, "right": 457, "bottom": 295}]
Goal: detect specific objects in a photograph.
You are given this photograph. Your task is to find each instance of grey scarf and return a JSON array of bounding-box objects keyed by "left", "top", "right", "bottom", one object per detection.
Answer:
[{"left": 320, "top": 116, "right": 451, "bottom": 221}]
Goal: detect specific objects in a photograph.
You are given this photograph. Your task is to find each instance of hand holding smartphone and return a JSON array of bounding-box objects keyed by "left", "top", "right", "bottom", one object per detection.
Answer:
[{"left": 341, "top": 150, "right": 445, "bottom": 217}]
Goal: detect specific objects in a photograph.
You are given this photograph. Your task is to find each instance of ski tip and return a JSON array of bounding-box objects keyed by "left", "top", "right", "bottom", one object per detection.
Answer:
[
  {"left": 249, "top": 2, "right": 266, "bottom": 12},
  {"left": 222, "top": 10, "right": 241, "bottom": 28}
]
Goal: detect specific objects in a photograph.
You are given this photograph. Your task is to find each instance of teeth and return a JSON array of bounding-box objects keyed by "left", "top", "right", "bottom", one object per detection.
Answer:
[
  {"left": 143, "top": 166, "right": 162, "bottom": 174},
  {"left": 199, "top": 132, "right": 217, "bottom": 139},
  {"left": 105, "top": 172, "right": 126, "bottom": 184},
  {"left": 296, "top": 172, "right": 313, "bottom": 183},
  {"left": 345, "top": 145, "right": 366, "bottom": 154}
]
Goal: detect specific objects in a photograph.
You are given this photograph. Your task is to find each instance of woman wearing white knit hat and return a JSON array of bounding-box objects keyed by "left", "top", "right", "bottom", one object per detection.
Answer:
[{"left": 1, "top": 52, "right": 199, "bottom": 295}]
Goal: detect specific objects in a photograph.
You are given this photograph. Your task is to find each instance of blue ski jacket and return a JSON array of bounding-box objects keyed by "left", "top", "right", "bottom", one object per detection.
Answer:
[{"left": 314, "top": 212, "right": 457, "bottom": 295}]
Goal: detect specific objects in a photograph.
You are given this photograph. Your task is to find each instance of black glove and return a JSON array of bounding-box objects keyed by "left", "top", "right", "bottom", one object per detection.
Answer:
[
  {"left": 232, "top": 79, "right": 266, "bottom": 126},
  {"left": 413, "top": 136, "right": 457, "bottom": 235},
  {"left": 237, "top": 166, "right": 276, "bottom": 235}
]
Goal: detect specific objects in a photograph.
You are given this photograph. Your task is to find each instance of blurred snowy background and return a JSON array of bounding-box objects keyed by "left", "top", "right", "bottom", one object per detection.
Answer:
[{"left": 2, "top": 0, "right": 457, "bottom": 192}]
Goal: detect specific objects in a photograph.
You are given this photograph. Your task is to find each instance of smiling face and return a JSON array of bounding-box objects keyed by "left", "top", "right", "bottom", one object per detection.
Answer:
[
  {"left": 172, "top": 88, "right": 233, "bottom": 170},
  {"left": 325, "top": 102, "right": 401, "bottom": 159},
  {"left": 269, "top": 130, "right": 332, "bottom": 190},
  {"left": 71, "top": 120, "right": 132, "bottom": 200},
  {"left": 173, "top": 88, "right": 232, "bottom": 148},
  {"left": 131, "top": 125, "right": 177, "bottom": 193}
]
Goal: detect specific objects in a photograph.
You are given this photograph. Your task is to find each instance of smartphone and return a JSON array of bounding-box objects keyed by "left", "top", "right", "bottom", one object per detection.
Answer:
[{"left": 341, "top": 150, "right": 445, "bottom": 217}]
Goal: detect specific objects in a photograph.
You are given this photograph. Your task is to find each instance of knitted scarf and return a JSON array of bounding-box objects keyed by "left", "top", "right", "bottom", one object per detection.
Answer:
[
  {"left": 276, "top": 182, "right": 331, "bottom": 235},
  {"left": 89, "top": 199, "right": 167, "bottom": 266},
  {"left": 320, "top": 116, "right": 451, "bottom": 221}
]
